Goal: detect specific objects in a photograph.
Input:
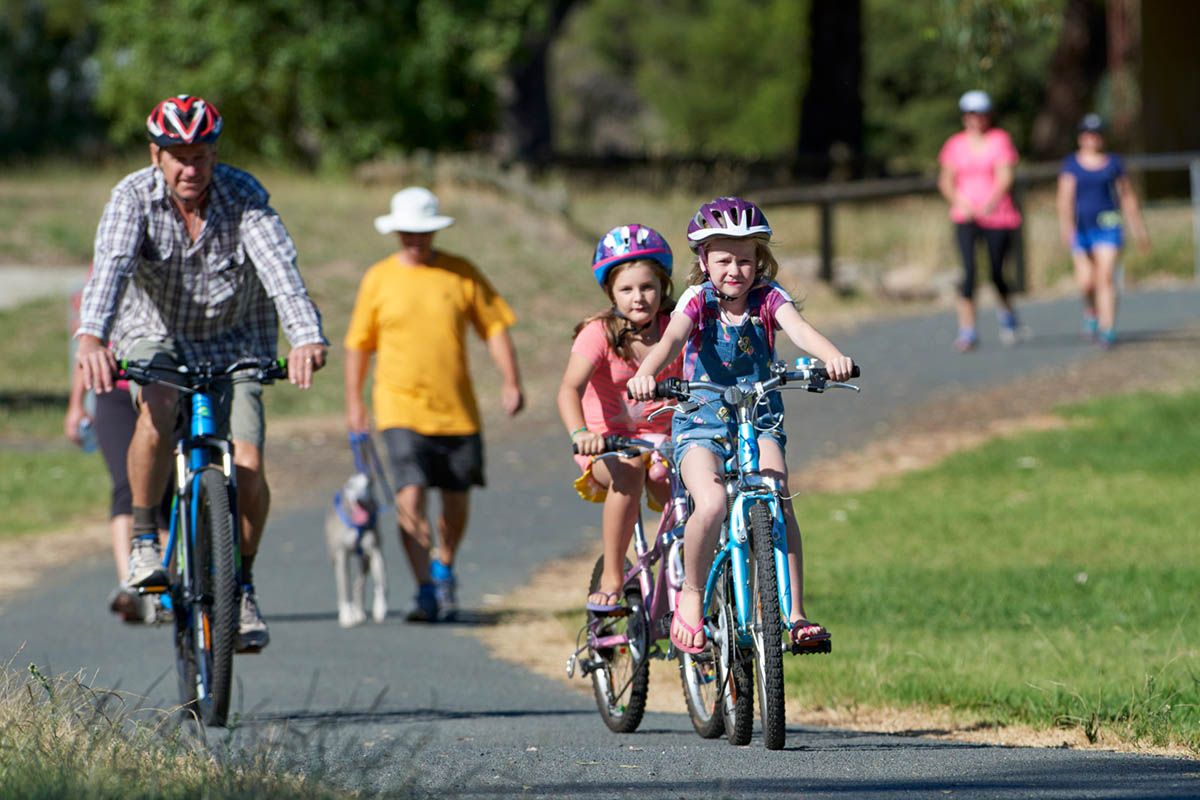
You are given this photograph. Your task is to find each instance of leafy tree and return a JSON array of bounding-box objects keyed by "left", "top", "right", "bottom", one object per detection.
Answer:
[
  {"left": 554, "top": 0, "right": 805, "bottom": 159},
  {"left": 0, "top": 0, "right": 100, "bottom": 158},
  {"left": 863, "top": 0, "right": 1062, "bottom": 172},
  {"left": 92, "top": 0, "right": 547, "bottom": 165}
]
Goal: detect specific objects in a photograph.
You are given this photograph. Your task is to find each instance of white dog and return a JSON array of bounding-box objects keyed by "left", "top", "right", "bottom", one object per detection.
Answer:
[{"left": 325, "top": 472, "right": 387, "bottom": 627}]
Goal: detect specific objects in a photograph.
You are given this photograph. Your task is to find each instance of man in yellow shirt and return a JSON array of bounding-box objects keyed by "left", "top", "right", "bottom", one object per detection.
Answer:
[{"left": 345, "top": 187, "right": 524, "bottom": 622}]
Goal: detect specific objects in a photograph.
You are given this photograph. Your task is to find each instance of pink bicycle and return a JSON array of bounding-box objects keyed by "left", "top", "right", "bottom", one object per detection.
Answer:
[{"left": 565, "top": 435, "right": 689, "bottom": 733}]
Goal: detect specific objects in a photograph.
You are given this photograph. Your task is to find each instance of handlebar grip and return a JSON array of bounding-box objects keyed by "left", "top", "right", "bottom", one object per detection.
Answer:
[
  {"left": 655, "top": 378, "right": 686, "bottom": 399},
  {"left": 572, "top": 434, "right": 632, "bottom": 455},
  {"left": 807, "top": 364, "right": 861, "bottom": 380}
]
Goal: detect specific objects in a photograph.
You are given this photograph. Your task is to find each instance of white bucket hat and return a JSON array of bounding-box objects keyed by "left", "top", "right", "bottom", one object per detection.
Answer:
[
  {"left": 958, "top": 90, "right": 993, "bottom": 114},
  {"left": 373, "top": 187, "right": 455, "bottom": 234}
]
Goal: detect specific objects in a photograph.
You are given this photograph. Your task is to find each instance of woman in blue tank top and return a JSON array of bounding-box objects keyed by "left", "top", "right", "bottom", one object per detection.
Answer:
[{"left": 1056, "top": 114, "right": 1150, "bottom": 349}]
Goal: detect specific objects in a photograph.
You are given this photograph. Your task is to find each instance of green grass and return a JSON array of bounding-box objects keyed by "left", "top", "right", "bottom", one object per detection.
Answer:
[
  {"left": 792, "top": 386, "right": 1200, "bottom": 751},
  {"left": 0, "top": 664, "right": 375, "bottom": 798}
]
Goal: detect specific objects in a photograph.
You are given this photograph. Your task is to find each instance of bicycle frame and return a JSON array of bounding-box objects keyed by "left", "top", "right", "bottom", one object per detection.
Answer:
[
  {"left": 162, "top": 391, "right": 239, "bottom": 600},
  {"left": 569, "top": 439, "right": 689, "bottom": 676},
  {"left": 701, "top": 408, "right": 791, "bottom": 647}
]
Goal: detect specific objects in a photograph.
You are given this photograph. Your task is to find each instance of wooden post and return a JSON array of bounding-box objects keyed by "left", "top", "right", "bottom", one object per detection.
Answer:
[
  {"left": 819, "top": 201, "right": 834, "bottom": 283},
  {"left": 1011, "top": 181, "right": 1028, "bottom": 294},
  {"left": 1191, "top": 159, "right": 1200, "bottom": 282}
]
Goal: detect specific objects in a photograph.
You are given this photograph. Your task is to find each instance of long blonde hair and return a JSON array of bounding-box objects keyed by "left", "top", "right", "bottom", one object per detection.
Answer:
[
  {"left": 687, "top": 238, "right": 779, "bottom": 286},
  {"left": 573, "top": 259, "right": 675, "bottom": 364}
]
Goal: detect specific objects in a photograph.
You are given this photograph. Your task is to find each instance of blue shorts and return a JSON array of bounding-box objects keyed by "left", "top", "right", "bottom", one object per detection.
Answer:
[
  {"left": 672, "top": 415, "right": 787, "bottom": 468},
  {"left": 1073, "top": 226, "right": 1123, "bottom": 254}
]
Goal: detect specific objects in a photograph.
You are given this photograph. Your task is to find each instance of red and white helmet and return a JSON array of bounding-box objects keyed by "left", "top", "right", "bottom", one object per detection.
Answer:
[{"left": 146, "top": 95, "right": 222, "bottom": 147}]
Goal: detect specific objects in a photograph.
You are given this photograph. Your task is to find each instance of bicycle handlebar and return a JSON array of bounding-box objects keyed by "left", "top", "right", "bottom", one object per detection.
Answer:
[
  {"left": 639, "top": 363, "right": 862, "bottom": 402},
  {"left": 117, "top": 357, "right": 289, "bottom": 390}
]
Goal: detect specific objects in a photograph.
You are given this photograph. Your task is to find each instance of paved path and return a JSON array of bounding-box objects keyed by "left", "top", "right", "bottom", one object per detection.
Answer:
[
  {"left": 2, "top": 287, "right": 1198, "bottom": 798},
  {"left": 0, "top": 265, "right": 83, "bottom": 310}
]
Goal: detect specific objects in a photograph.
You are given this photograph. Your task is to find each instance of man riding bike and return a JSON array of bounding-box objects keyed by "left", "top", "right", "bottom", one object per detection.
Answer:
[{"left": 75, "top": 94, "right": 328, "bottom": 652}]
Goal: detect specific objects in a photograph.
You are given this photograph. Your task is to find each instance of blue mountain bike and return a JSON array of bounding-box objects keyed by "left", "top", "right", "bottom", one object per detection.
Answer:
[
  {"left": 119, "top": 355, "right": 287, "bottom": 727},
  {"left": 657, "top": 359, "right": 860, "bottom": 750}
]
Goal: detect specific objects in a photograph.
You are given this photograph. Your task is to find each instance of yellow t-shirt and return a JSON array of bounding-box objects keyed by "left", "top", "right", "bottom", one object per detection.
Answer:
[{"left": 344, "top": 252, "right": 516, "bottom": 435}]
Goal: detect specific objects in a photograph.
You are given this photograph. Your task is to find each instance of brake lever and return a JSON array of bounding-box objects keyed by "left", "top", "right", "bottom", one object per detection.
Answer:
[{"left": 827, "top": 382, "right": 861, "bottom": 393}]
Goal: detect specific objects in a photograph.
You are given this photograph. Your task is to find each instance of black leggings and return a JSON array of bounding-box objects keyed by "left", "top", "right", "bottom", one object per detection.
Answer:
[
  {"left": 93, "top": 389, "right": 172, "bottom": 522},
  {"left": 94, "top": 389, "right": 137, "bottom": 518},
  {"left": 955, "top": 222, "right": 1015, "bottom": 300}
]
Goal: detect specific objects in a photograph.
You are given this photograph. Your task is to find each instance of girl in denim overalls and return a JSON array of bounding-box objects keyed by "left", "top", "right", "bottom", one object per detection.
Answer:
[{"left": 629, "top": 197, "right": 856, "bottom": 655}]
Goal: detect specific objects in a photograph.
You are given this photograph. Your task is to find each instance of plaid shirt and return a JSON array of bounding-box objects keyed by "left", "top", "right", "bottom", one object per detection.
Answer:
[{"left": 78, "top": 164, "right": 326, "bottom": 364}]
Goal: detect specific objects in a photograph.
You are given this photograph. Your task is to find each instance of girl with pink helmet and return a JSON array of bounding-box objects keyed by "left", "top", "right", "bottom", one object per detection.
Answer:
[
  {"left": 629, "top": 197, "right": 855, "bottom": 654},
  {"left": 557, "top": 224, "right": 683, "bottom": 613}
]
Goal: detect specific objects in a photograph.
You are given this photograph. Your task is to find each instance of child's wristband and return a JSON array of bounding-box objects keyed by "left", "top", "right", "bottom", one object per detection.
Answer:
[{"left": 569, "top": 426, "right": 588, "bottom": 440}]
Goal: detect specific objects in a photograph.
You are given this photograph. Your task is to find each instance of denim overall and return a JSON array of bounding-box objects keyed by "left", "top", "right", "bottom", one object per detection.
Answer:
[{"left": 672, "top": 283, "right": 787, "bottom": 464}]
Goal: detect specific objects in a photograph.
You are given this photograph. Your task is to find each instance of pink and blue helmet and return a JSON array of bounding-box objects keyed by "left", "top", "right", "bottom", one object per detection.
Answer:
[
  {"left": 591, "top": 224, "right": 673, "bottom": 287},
  {"left": 686, "top": 196, "right": 772, "bottom": 252}
]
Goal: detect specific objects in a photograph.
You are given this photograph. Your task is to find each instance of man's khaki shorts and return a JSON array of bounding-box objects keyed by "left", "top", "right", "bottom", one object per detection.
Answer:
[{"left": 123, "top": 339, "right": 266, "bottom": 449}]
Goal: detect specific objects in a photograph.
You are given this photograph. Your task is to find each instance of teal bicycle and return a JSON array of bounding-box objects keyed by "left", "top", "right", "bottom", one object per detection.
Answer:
[
  {"left": 119, "top": 355, "right": 287, "bottom": 727},
  {"left": 657, "top": 359, "right": 860, "bottom": 750}
]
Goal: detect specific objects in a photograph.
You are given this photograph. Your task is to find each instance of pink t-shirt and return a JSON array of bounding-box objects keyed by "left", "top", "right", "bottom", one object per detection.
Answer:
[
  {"left": 572, "top": 314, "right": 681, "bottom": 437},
  {"left": 938, "top": 128, "right": 1022, "bottom": 229}
]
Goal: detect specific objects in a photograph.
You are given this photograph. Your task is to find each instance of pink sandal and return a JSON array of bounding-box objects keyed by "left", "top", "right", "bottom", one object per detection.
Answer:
[
  {"left": 789, "top": 620, "right": 831, "bottom": 647},
  {"left": 670, "top": 583, "right": 707, "bottom": 654}
]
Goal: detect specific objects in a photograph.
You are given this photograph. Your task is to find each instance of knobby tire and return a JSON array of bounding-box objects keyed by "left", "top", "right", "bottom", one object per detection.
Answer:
[
  {"left": 587, "top": 555, "right": 649, "bottom": 733},
  {"left": 749, "top": 501, "right": 786, "bottom": 750},
  {"left": 175, "top": 469, "right": 238, "bottom": 727},
  {"left": 679, "top": 556, "right": 725, "bottom": 739}
]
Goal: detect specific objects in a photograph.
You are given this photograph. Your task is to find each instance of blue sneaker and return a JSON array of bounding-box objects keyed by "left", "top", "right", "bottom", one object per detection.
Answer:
[
  {"left": 1082, "top": 315, "right": 1100, "bottom": 340},
  {"left": 430, "top": 560, "right": 458, "bottom": 621},
  {"left": 1098, "top": 328, "right": 1117, "bottom": 350},
  {"left": 406, "top": 583, "right": 440, "bottom": 623},
  {"left": 954, "top": 328, "right": 978, "bottom": 353},
  {"left": 997, "top": 311, "right": 1020, "bottom": 347}
]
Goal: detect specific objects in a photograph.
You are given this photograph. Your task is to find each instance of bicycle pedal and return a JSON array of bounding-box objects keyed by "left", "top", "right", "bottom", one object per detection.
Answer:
[
  {"left": 789, "top": 640, "right": 832, "bottom": 656},
  {"left": 566, "top": 655, "right": 577, "bottom": 679},
  {"left": 137, "top": 584, "right": 168, "bottom": 595}
]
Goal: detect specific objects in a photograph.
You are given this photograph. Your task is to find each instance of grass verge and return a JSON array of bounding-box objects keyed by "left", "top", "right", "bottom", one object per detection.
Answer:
[
  {"left": 792, "top": 385, "right": 1200, "bottom": 752},
  {"left": 0, "top": 663, "right": 356, "bottom": 799}
]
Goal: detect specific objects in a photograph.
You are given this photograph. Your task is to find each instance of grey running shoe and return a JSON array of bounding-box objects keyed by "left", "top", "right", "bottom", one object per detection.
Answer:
[
  {"left": 431, "top": 562, "right": 458, "bottom": 621},
  {"left": 126, "top": 538, "right": 167, "bottom": 588},
  {"left": 108, "top": 586, "right": 144, "bottom": 623},
  {"left": 143, "top": 594, "right": 173, "bottom": 625},
  {"left": 236, "top": 588, "right": 270, "bottom": 652}
]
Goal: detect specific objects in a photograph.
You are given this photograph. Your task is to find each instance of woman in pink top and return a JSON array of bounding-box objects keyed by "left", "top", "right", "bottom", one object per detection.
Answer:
[
  {"left": 557, "top": 224, "right": 681, "bottom": 613},
  {"left": 938, "top": 89, "right": 1023, "bottom": 352}
]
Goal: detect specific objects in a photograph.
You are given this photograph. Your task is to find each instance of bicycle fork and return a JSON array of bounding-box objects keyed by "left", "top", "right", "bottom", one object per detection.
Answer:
[{"left": 705, "top": 490, "right": 793, "bottom": 647}]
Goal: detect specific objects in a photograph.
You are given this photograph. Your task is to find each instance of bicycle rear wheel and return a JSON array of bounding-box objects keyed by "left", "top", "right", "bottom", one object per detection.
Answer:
[
  {"left": 174, "top": 469, "right": 238, "bottom": 727},
  {"left": 748, "top": 501, "right": 786, "bottom": 750},
  {"left": 587, "top": 555, "right": 649, "bottom": 733},
  {"left": 679, "top": 562, "right": 725, "bottom": 739}
]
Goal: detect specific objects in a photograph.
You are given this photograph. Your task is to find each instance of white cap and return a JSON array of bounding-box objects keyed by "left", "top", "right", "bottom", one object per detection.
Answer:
[
  {"left": 373, "top": 187, "right": 455, "bottom": 234},
  {"left": 958, "top": 90, "right": 993, "bottom": 114}
]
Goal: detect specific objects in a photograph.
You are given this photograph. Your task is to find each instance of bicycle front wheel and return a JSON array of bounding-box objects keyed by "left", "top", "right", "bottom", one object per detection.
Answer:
[
  {"left": 587, "top": 555, "right": 649, "bottom": 733},
  {"left": 748, "top": 501, "right": 786, "bottom": 750},
  {"left": 174, "top": 469, "right": 238, "bottom": 727}
]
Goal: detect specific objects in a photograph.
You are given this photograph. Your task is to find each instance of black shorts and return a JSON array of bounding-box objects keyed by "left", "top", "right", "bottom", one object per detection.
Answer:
[{"left": 382, "top": 429, "right": 485, "bottom": 491}]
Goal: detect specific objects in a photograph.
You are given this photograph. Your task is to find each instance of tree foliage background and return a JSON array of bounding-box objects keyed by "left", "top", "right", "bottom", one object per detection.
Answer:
[{"left": 1, "top": 0, "right": 1124, "bottom": 172}]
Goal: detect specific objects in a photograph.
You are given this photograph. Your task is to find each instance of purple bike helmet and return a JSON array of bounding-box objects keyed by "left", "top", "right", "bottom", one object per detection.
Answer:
[
  {"left": 591, "top": 224, "right": 673, "bottom": 287},
  {"left": 686, "top": 196, "right": 772, "bottom": 252}
]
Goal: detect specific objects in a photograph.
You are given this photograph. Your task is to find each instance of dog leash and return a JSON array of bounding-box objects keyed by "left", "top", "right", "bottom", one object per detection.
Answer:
[{"left": 348, "top": 431, "right": 395, "bottom": 504}]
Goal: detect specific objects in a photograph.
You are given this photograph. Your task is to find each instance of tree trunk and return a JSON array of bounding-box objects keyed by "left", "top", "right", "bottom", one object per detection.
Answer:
[
  {"left": 1029, "top": 0, "right": 1107, "bottom": 158},
  {"left": 497, "top": 0, "right": 578, "bottom": 165},
  {"left": 797, "top": 0, "right": 863, "bottom": 179}
]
